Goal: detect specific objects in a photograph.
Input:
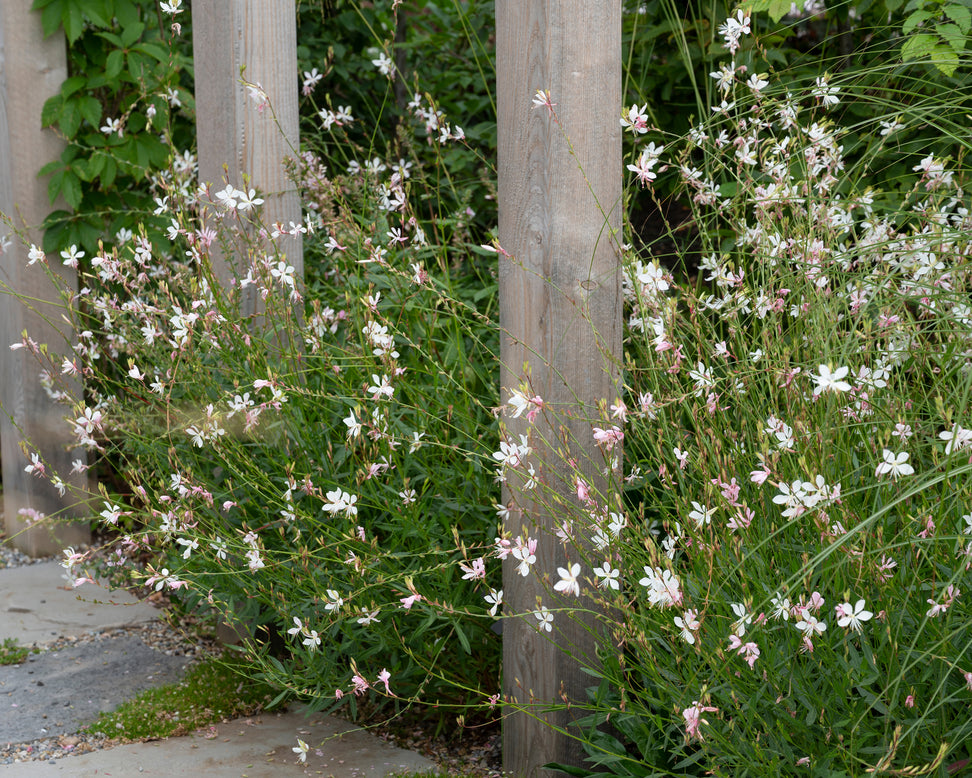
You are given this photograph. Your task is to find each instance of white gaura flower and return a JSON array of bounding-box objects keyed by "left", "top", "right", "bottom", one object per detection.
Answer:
[
  {"left": 875, "top": 449, "right": 914, "bottom": 480},
  {"left": 674, "top": 609, "right": 700, "bottom": 645},
  {"left": 812, "top": 364, "right": 851, "bottom": 396},
  {"left": 292, "top": 738, "right": 309, "bottom": 763},
  {"left": 553, "top": 563, "right": 581, "bottom": 597},
  {"left": 835, "top": 599, "right": 873, "bottom": 632},
  {"left": 593, "top": 560, "right": 621, "bottom": 590}
]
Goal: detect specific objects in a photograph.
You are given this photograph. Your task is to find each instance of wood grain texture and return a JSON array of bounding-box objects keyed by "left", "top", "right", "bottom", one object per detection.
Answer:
[
  {"left": 0, "top": 1, "right": 90, "bottom": 555},
  {"left": 497, "top": 1, "right": 622, "bottom": 776},
  {"left": 193, "top": 0, "right": 303, "bottom": 316}
]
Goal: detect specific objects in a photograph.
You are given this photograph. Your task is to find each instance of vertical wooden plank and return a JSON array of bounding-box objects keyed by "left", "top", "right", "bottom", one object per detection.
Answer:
[
  {"left": 192, "top": 0, "right": 303, "bottom": 316},
  {"left": 497, "top": 1, "right": 622, "bottom": 776},
  {"left": 0, "top": 1, "right": 90, "bottom": 556}
]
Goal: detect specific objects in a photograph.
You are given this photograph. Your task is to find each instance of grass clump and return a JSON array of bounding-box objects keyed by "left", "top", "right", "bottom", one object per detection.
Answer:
[
  {"left": 85, "top": 653, "right": 277, "bottom": 741},
  {"left": 0, "top": 638, "right": 33, "bottom": 666}
]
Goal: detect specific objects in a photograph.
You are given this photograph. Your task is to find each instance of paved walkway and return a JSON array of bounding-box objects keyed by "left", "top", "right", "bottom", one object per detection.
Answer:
[{"left": 1, "top": 561, "right": 437, "bottom": 777}]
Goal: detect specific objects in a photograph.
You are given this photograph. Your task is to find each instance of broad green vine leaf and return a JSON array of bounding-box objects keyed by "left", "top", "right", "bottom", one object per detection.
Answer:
[
  {"left": 61, "top": 0, "right": 83, "bottom": 44},
  {"left": 38, "top": 0, "right": 61, "bottom": 38},
  {"left": 944, "top": 3, "right": 971, "bottom": 34},
  {"left": 936, "top": 22, "right": 967, "bottom": 54},
  {"left": 902, "top": 9, "right": 934, "bottom": 35},
  {"left": 901, "top": 32, "right": 937, "bottom": 62},
  {"left": 930, "top": 43, "right": 960, "bottom": 75}
]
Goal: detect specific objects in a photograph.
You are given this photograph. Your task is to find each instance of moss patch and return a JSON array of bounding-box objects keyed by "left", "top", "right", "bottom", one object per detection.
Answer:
[{"left": 84, "top": 653, "right": 277, "bottom": 740}]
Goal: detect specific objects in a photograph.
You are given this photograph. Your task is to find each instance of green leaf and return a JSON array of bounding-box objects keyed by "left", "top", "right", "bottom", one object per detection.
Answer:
[
  {"left": 60, "top": 75, "right": 87, "bottom": 98},
  {"left": 58, "top": 100, "right": 81, "bottom": 138},
  {"left": 86, "top": 154, "right": 107, "bottom": 181},
  {"left": 119, "top": 21, "right": 145, "bottom": 48},
  {"left": 453, "top": 623, "right": 471, "bottom": 654},
  {"left": 936, "top": 22, "right": 967, "bottom": 53},
  {"left": 41, "top": 95, "right": 63, "bottom": 128},
  {"left": 902, "top": 9, "right": 934, "bottom": 34},
  {"left": 105, "top": 48, "right": 125, "bottom": 79},
  {"left": 39, "top": 1, "right": 61, "bottom": 37},
  {"left": 944, "top": 3, "right": 972, "bottom": 33},
  {"left": 102, "top": 156, "right": 117, "bottom": 188},
  {"left": 38, "top": 159, "right": 63, "bottom": 177},
  {"left": 768, "top": 0, "right": 791, "bottom": 22},
  {"left": 78, "top": 96, "right": 101, "bottom": 129},
  {"left": 60, "top": 171, "right": 82, "bottom": 209},
  {"left": 113, "top": 0, "right": 140, "bottom": 28},
  {"left": 930, "top": 42, "right": 960, "bottom": 74},
  {"left": 83, "top": 0, "right": 110, "bottom": 27},
  {"left": 46, "top": 168, "right": 64, "bottom": 205},
  {"left": 62, "top": 0, "right": 83, "bottom": 44},
  {"left": 901, "top": 32, "right": 937, "bottom": 62}
]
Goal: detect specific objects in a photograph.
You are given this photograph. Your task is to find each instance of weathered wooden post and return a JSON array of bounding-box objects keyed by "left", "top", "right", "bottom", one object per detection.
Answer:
[
  {"left": 0, "top": 1, "right": 91, "bottom": 555},
  {"left": 192, "top": 0, "right": 303, "bottom": 315},
  {"left": 497, "top": 1, "right": 622, "bottom": 776}
]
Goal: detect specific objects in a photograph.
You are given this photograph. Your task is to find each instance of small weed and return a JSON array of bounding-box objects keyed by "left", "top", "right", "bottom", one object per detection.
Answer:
[
  {"left": 84, "top": 653, "right": 277, "bottom": 740},
  {"left": 0, "top": 638, "right": 33, "bottom": 665}
]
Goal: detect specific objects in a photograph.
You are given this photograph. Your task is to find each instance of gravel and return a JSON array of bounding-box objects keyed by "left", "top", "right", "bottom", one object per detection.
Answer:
[{"left": 1, "top": 542, "right": 504, "bottom": 776}]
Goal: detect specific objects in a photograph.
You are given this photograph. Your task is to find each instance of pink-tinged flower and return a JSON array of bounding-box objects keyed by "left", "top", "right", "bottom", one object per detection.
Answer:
[
  {"left": 727, "top": 506, "right": 754, "bottom": 531},
  {"left": 926, "top": 584, "right": 960, "bottom": 618},
  {"left": 23, "top": 453, "right": 45, "bottom": 477},
  {"left": 512, "top": 537, "right": 538, "bottom": 577},
  {"left": 351, "top": 674, "right": 370, "bottom": 695},
  {"left": 593, "top": 426, "right": 624, "bottom": 451},
  {"left": 639, "top": 566, "right": 682, "bottom": 608},
  {"left": 460, "top": 557, "right": 486, "bottom": 581},
  {"left": 682, "top": 700, "right": 718, "bottom": 742},
  {"left": 728, "top": 634, "right": 760, "bottom": 668},
  {"left": 575, "top": 477, "right": 590, "bottom": 503},
  {"left": 674, "top": 448, "right": 689, "bottom": 470},
  {"left": 905, "top": 694, "right": 915, "bottom": 709},
  {"left": 674, "top": 609, "right": 700, "bottom": 645},
  {"left": 835, "top": 599, "right": 873, "bottom": 632},
  {"left": 400, "top": 593, "right": 423, "bottom": 610},
  {"left": 532, "top": 89, "right": 556, "bottom": 114},
  {"left": 377, "top": 668, "right": 393, "bottom": 695},
  {"left": 620, "top": 104, "right": 649, "bottom": 135}
]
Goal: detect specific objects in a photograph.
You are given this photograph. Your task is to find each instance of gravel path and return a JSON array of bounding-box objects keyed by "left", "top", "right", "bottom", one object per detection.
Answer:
[{"left": 0, "top": 542, "right": 502, "bottom": 775}]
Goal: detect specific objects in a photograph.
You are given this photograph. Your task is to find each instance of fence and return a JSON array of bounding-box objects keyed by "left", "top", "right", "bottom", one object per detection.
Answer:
[{"left": 0, "top": 3, "right": 620, "bottom": 775}]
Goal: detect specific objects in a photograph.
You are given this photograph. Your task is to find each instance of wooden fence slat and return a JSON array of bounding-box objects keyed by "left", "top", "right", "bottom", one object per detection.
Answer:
[
  {"left": 193, "top": 0, "right": 303, "bottom": 316},
  {"left": 0, "top": 1, "right": 90, "bottom": 556},
  {"left": 497, "top": 1, "right": 622, "bottom": 775}
]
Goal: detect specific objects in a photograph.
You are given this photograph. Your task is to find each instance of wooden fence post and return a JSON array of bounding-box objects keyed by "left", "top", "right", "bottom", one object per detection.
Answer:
[
  {"left": 0, "top": 1, "right": 91, "bottom": 556},
  {"left": 497, "top": 1, "right": 622, "bottom": 776},
  {"left": 192, "top": 0, "right": 303, "bottom": 315}
]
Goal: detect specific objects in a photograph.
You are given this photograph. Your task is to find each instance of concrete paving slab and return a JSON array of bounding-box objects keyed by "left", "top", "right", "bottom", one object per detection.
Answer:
[
  {"left": 0, "top": 637, "right": 190, "bottom": 743},
  {"left": 0, "top": 563, "right": 161, "bottom": 646},
  {"left": 2, "top": 707, "right": 439, "bottom": 777}
]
